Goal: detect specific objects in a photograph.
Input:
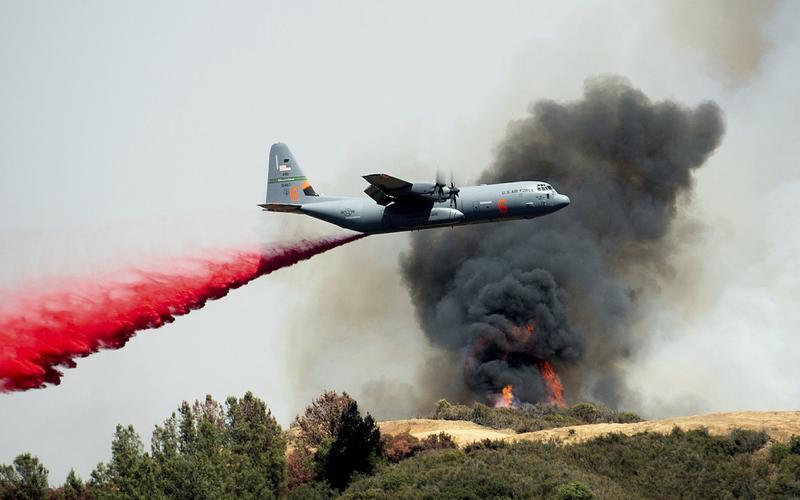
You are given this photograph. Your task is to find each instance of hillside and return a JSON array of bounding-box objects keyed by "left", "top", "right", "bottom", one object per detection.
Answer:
[{"left": 380, "top": 411, "right": 800, "bottom": 446}]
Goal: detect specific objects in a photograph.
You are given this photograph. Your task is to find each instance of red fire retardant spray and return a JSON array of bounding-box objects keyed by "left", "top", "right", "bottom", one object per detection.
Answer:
[{"left": 0, "top": 234, "right": 365, "bottom": 392}]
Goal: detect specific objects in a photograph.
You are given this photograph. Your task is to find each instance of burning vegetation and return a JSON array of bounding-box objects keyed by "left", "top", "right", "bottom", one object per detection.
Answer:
[
  {"left": 402, "top": 76, "right": 725, "bottom": 409},
  {"left": 538, "top": 360, "right": 566, "bottom": 407},
  {"left": 494, "top": 385, "right": 515, "bottom": 408},
  {"left": 486, "top": 322, "right": 568, "bottom": 409}
]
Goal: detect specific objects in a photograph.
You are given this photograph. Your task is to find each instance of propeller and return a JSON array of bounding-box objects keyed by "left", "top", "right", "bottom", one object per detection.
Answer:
[
  {"left": 431, "top": 171, "right": 459, "bottom": 206},
  {"left": 435, "top": 169, "right": 446, "bottom": 187},
  {"left": 448, "top": 172, "right": 460, "bottom": 208},
  {"left": 433, "top": 170, "right": 447, "bottom": 198}
]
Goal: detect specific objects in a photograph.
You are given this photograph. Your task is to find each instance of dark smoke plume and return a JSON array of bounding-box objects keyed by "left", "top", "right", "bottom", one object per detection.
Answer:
[
  {"left": 401, "top": 76, "right": 724, "bottom": 406},
  {"left": 0, "top": 234, "right": 364, "bottom": 392}
]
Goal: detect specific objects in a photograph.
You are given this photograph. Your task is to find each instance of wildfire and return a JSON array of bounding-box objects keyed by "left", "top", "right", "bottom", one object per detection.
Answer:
[
  {"left": 510, "top": 323, "right": 535, "bottom": 343},
  {"left": 494, "top": 384, "right": 515, "bottom": 408},
  {"left": 475, "top": 320, "right": 568, "bottom": 408},
  {"left": 538, "top": 360, "right": 566, "bottom": 407}
]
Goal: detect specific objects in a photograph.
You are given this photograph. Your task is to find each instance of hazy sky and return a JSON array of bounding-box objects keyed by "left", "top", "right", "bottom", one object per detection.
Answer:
[{"left": 1, "top": 0, "right": 798, "bottom": 484}]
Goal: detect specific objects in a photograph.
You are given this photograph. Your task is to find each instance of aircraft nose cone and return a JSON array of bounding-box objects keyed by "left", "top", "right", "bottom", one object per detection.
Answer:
[{"left": 555, "top": 194, "right": 570, "bottom": 210}]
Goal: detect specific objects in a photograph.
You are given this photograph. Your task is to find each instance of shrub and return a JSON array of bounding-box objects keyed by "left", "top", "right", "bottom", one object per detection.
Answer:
[
  {"left": 383, "top": 432, "right": 457, "bottom": 463},
  {"left": 729, "top": 429, "right": 768, "bottom": 454},
  {"left": 464, "top": 439, "right": 508, "bottom": 453},
  {"left": 430, "top": 400, "right": 642, "bottom": 433},
  {"left": 789, "top": 435, "right": 800, "bottom": 455},
  {"left": 421, "top": 432, "right": 457, "bottom": 451},
  {"left": 770, "top": 442, "right": 791, "bottom": 464},
  {"left": 286, "top": 480, "right": 336, "bottom": 500},
  {"left": 383, "top": 432, "right": 421, "bottom": 463},
  {"left": 770, "top": 454, "right": 800, "bottom": 497},
  {"left": 615, "top": 411, "right": 642, "bottom": 424},
  {"left": 554, "top": 481, "right": 594, "bottom": 500}
]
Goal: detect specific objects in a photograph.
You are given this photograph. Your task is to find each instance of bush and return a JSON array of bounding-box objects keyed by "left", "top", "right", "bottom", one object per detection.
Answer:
[
  {"left": 421, "top": 432, "right": 457, "bottom": 451},
  {"left": 554, "top": 481, "right": 594, "bottom": 500},
  {"left": 729, "top": 429, "right": 768, "bottom": 454},
  {"left": 345, "top": 427, "right": 783, "bottom": 499},
  {"left": 431, "top": 399, "right": 642, "bottom": 433},
  {"left": 789, "top": 435, "right": 800, "bottom": 455},
  {"left": 464, "top": 439, "right": 508, "bottom": 453},
  {"left": 383, "top": 432, "right": 458, "bottom": 463},
  {"left": 770, "top": 442, "right": 791, "bottom": 464},
  {"left": 383, "top": 432, "right": 420, "bottom": 463},
  {"left": 286, "top": 480, "right": 336, "bottom": 500},
  {"left": 770, "top": 454, "right": 800, "bottom": 497}
]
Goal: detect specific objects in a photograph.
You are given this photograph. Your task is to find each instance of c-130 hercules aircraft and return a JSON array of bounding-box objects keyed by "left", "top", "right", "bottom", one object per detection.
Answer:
[{"left": 260, "top": 143, "right": 570, "bottom": 234}]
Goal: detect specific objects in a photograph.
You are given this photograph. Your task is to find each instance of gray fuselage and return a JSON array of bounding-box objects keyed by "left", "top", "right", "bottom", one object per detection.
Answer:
[{"left": 299, "top": 181, "right": 570, "bottom": 234}]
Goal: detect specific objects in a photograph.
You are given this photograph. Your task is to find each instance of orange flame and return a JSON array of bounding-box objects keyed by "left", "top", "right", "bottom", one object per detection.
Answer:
[
  {"left": 510, "top": 323, "right": 535, "bottom": 343},
  {"left": 494, "top": 384, "right": 515, "bottom": 408},
  {"left": 537, "top": 360, "right": 566, "bottom": 407}
]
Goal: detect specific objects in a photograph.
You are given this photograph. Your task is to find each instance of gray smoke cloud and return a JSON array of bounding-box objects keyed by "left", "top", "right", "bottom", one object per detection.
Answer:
[
  {"left": 401, "top": 75, "right": 725, "bottom": 406},
  {"left": 661, "top": 0, "right": 779, "bottom": 86}
]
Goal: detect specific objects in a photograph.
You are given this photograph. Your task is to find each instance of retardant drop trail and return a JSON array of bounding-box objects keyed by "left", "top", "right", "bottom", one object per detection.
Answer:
[{"left": 0, "top": 234, "right": 365, "bottom": 392}]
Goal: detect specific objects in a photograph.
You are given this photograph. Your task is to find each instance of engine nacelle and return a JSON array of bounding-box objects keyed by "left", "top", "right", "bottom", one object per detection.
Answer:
[{"left": 427, "top": 207, "right": 464, "bottom": 223}]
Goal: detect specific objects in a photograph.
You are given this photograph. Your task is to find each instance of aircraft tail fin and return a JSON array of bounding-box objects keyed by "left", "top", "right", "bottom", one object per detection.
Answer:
[{"left": 265, "top": 143, "right": 321, "bottom": 206}]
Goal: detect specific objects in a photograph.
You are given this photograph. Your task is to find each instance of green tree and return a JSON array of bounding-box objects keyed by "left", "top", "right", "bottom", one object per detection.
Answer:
[
  {"left": 151, "top": 412, "right": 196, "bottom": 499},
  {"left": 63, "top": 469, "right": 84, "bottom": 500},
  {"left": 0, "top": 453, "right": 49, "bottom": 500},
  {"left": 318, "top": 400, "right": 382, "bottom": 490},
  {"left": 151, "top": 396, "right": 231, "bottom": 499},
  {"left": 177, "top": 402, "right": 196, "bottom": 455},
  {"left": 88, "top": 462, "right": 110, "bottom": 491},
  {"left": 90, "top": 424, "right": 160, "bottom": 499},
  {"left": 149, "top": 392, "right": 287, "bottom": 499},
  {"left": 190, "top": 396, "right": 229, "bottom": 498},
  {"left": 225, "top": 391, "right": 286, "bottom": 498}
]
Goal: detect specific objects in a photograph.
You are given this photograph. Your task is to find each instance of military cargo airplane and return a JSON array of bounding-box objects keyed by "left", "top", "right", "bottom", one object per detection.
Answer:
[{"left": 259, "top": 143, "right": 570, "bottom": 234}]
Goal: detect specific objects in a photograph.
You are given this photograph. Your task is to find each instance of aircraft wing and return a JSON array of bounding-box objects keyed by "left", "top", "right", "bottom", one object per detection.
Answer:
[
  {"left": 362, "top": 174, "right": 416, "bottom": 206},
  {"left": 363, "top": 173, "right": 412, "bottom": 191}
]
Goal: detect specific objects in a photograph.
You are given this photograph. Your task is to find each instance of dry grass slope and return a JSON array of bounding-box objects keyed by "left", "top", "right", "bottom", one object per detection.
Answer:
[{"left": 380, "top": 411, "right": 800, "bottom": 446}]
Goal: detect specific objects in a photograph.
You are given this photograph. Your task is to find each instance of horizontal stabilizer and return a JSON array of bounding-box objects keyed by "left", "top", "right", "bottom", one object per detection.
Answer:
[{"left": 258, "top": 203, "right": 303, "bottom": 212}]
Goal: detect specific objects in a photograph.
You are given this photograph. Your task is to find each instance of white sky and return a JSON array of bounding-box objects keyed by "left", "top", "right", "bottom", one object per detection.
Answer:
[{"left": 1, "top": 0, "right": 798, "bottom": 484}]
